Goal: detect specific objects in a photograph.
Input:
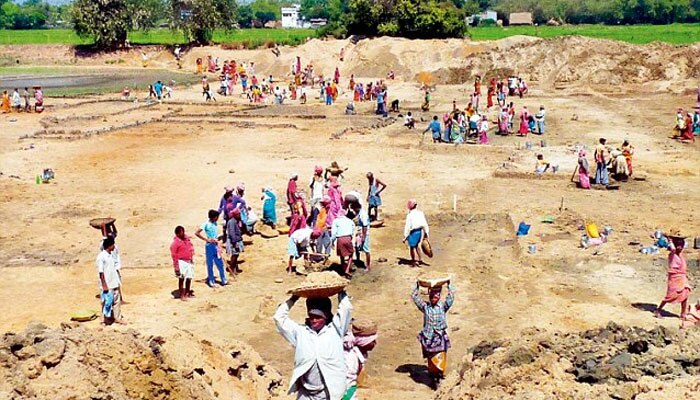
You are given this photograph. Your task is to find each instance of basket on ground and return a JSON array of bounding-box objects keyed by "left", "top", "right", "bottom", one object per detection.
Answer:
[
  {"left": 71, "top": 309, "right": 98, "bottom": 322},
  {"left": 259, "top": 225, "right": 279, "bottom": 239},
  {"left": 89, "top": 217, "right": 115, "bottom": 230},
  {"left": 370, "top": 219, "right": 385, "bottom": 228},
  {"left": 288, "top": 271, "right": 349, "bottom": 298}
]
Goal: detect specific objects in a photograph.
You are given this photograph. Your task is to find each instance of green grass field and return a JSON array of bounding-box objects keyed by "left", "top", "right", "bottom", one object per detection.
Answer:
[
  {"left": 0, "top": 24, "right": 697, "bottom": 47},
  {"left": 467, "top": 23, "right": 700, "bottom": 45},
  {"left": 0, "top": 28, "right": 317, "bottom": 47}
]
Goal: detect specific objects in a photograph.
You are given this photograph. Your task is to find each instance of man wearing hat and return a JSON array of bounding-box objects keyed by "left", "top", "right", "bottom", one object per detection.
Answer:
[
  {"left": 655, "top": 228, "right": 692, "bottom": 320},
  {"left": 274, "top": 291, "right": 353, "bottom": 399}
]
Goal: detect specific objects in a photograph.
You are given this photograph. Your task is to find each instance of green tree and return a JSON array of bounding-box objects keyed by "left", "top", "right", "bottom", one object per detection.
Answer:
[
  {"left": 71, "top": 0, "right": 163, "bottom": 48},
  {"left": 170, "top": 0, "right": 237, "bottom": 44},
  {"left": 250, "top": 0, "right": 281, "bottom": 24},
  {"left": 237, "top": 4, "right": 254, "bottom": 27},
  {"left": 301, "top": 0, "right": 330, "bottom": 19}
]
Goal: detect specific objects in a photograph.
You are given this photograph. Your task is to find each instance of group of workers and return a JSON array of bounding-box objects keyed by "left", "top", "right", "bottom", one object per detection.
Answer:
[{"left": 1, "top": 87, "right": 44, "bottom": 113}]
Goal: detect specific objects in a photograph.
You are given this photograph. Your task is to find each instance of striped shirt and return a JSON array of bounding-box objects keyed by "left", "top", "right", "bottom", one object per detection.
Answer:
[{"left": 412, "top": 284, "right": 455, "bottom": 340}]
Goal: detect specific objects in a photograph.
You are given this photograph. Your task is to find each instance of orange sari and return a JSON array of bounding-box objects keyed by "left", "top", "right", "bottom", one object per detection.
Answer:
[{"left": 1, "top": 93, "right": 10, "bottom": 113}]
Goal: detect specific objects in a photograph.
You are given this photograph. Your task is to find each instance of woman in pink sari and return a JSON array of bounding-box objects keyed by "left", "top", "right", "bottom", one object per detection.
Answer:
[
  {"left": 326, "top": 177, "right": 343, "bottom": 226},
  {"left": 518, "top": 106, "right": 529, "bottom": 136},
  {"left": 577, "top": 149, "right": 591, "bottom": 189},
  {"left": 478, "top": 115, "right": 489, "bottom": 144},
  {"left": 655, "top": 233, "right": 691, "bottom": 319},
  {"left": 498, "top": 108, "right": 509, "bottom": 134}
]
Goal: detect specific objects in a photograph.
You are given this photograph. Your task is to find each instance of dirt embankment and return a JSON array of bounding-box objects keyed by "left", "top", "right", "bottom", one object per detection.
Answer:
[
  {"left": 0, "top": 322, "right": 285, "bottom": 400},
  {"left": 2, "top": 36, "right": 698, "bottom": 89},
  {"left": 432, "top": 36, "right": 700, "bottom": 86},
  {"left": 435, "top": 322, "right": 700, "bottom": 400}
]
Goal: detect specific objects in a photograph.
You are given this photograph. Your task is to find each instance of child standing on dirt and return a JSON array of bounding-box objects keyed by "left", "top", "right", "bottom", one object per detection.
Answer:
[{"left": 195, "top": 210, "right": 227, "bottom": 288}]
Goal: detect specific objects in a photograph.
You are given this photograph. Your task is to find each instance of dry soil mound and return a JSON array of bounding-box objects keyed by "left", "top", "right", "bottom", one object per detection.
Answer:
[
  {"left": 0, "top": 322, "right": 284, "bottom": 400},
  {"left": 435, "top": 322, "right": 700, "bottom": 400},
  {"left": 432, "top": 36, "right": 700, "bottom": 85}
]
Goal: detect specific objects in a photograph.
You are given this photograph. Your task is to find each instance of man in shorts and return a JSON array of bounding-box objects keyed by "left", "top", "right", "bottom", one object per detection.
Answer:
[
  {"left": 97, "top": 237, "right": 126, "bottom": 325},
  {"left": 170, "top": 226, "right": 195, "bottom": 301},
  {"left": 332, "top": 210, "right": 356, "bottom": 278}
]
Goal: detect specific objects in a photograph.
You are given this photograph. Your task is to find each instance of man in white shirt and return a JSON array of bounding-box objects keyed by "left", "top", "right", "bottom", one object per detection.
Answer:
[
  {"left": 96, "top": 237, "right": 125, "bottom": 325},
  {"left": 274, "top": 291, "right": 352, "bottom": 400},
  {"left": 11, "top": 88, "right": 21, "bottom": 112},
  {"left": 403, "top": 199, "right": 430, "bottom": 267},
  {"left": 535, "top": 105, "right": 546, "bottom": 135},
  {"left": 288, "top": 227, "right": 321, "bottom": 273},
  {"left": 332, "top": 210, "right": 356, "bottom": 278}
]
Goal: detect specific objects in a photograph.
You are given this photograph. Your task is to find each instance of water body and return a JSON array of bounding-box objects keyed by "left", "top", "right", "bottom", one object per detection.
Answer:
[{"left": 0, "top": 68, "right": 199, "bottom": 96}]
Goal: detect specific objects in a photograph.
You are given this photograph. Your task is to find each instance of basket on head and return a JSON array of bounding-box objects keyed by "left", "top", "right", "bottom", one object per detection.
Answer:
[
  {"left": 287, "top": 271, "right": 349, "bottom": 298},
  {"left": 421, "top": 239, "right": 433, "bottom": 258},
  {"left": 352, "top": 319, "right": 377, "bottom": 336},
  {"left": 417, "top": 272, "right": 451, "bottom": 289},
  {"left": 667, "top": 227, "right": 688, "bottom": 239},
  {"left": 89, "top": 217, "right": 116, "bottom": 230}
]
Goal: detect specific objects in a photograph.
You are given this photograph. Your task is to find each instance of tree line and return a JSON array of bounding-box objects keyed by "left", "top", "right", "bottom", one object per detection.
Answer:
[
  {"left": 3, "top": 0, "right": 699, "bottom": 48},
  {"left": 0, "top": 0, "right": 70, "bottom": 29},
  {"left": 307, "top": 0, "right": 700, "bottom": 38}
]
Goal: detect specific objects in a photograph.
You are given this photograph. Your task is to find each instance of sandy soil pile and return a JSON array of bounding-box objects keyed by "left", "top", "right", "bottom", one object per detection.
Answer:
[
  {"left": 433, "top": 36, "right": 700, "bottom": 86},
  {"left": 4, "top": 35, "right": 697, "bottom": 89},
  {"left": 0, "top": 322, "right": 285, "bottom": 400},
  {"left": 435, "top": 322, "right": 700, "bottom": 400}
]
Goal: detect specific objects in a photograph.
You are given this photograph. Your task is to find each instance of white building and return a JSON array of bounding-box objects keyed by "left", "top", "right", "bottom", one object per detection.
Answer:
[
  {"left": 281, "top": 4, "right": 301, "bottom": 28},
  {"left": 466, "top": 10, "right": 498, "bottom": 25}
]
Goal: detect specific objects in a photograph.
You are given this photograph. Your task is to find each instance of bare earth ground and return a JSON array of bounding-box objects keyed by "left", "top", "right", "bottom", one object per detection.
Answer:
[{"left": 1, "top": 37, "right": 699, "bottom": 399}]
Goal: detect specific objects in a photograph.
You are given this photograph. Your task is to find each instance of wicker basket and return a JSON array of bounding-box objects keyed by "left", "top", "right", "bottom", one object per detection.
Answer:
[
  {"left": 260, "top": 231, "right": 279, "bottom": 239},
  {"left": 417, "top": 273, "right": 451, "bottom": 288},
  {"left": 259, "top": 225, "right": 279, "bottom": 239},
  {"left": 352, "top": 319, "right": 377, "bottom": 336},
  {"left": 89, "top": 217, "right": 115, "bottom": 229},
  {"left": 70, "top": 309, "right": 98, "bottom": 322},
  {"left": 288, "top": 271, "right": 349, "bottom": 298},
  {"left": 288, "top": 284, "right": 347, "bottom": 298},
  {"left": 370, "top": 219, "right": 385, "bottom": 228},
  {"left": 277, "top": 226, "right": 290, "bottom": 235},
  {"left": 421, "top": 239, "right": 433, "bottom": 258}
]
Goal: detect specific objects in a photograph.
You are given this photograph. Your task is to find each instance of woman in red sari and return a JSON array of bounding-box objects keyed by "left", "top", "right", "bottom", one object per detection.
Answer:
[
  {"left": 682, "top": 111, "right": 695, "bottom": 142},
  {"left": 487, "top": 78, "right": 495, "bottom": 109},
  {"left": 518, "top": 106, "right": 530, "bottom": 136},
  {"left": 655, "top": 231, "right": 691, "bottom": 319}
]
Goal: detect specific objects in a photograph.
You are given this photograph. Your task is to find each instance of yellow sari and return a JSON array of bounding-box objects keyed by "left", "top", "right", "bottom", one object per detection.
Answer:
[{"left": 1, "top": 93, "right": 10, "bottom": 113}]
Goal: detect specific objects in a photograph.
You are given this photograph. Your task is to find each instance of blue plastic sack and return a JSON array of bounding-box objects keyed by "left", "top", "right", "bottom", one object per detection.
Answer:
[{"left": 517, "top": 222, "right": 531, "bottom": 236}]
